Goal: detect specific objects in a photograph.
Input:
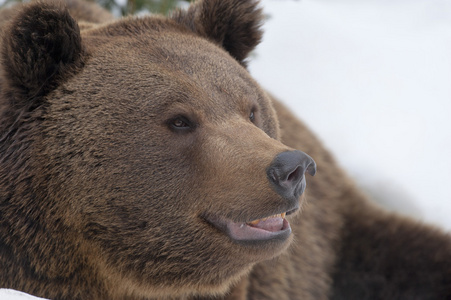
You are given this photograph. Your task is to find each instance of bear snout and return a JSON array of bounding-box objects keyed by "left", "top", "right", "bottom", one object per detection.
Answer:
[{"left": 267, "top": 150, "right": 317, "bottom": 201}]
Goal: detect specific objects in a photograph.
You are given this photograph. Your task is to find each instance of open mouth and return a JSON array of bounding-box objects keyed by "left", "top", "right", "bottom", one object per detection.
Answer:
[{"left": 204, "top": 208, "right": 298, "bottom": 245}]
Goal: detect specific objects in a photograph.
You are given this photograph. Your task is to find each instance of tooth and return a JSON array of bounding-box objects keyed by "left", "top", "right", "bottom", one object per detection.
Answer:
[
  {"left": 249, "top": 219, "right": 261, "bottom": 225},
  {"left": 248, "top": 213, "right": 287, "bottom": 225}
]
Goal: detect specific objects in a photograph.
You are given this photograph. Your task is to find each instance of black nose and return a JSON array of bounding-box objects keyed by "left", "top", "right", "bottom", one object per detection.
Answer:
[{"left": 267, "top": 150, "right": 316, "bottom": 200}]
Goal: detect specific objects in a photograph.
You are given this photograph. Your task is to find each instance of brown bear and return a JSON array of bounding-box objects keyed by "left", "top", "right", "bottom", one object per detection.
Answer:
[{"left": 0, "top": 0, "right": 450, "bottom": 299}]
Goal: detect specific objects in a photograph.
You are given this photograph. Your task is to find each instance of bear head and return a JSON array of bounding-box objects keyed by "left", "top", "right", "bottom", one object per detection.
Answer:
[{"left": 0, "top": 0, "right": 315, "bottom": 298}]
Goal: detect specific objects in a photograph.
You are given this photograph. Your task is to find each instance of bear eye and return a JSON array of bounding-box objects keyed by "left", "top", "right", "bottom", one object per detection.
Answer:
[
  {"left": 249, "top": 110, "right": 256, "bottom": 123},
  {"left": 168, "top": 116, "right": 194, "bottom": 132},
  {"left": 173, "top": 119, "right": 188, "bottom": 128}
]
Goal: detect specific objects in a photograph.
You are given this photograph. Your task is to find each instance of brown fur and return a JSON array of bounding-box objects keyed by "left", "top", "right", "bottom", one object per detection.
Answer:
[{"left": 0, "top": 1, "right": 450, "bottom": 299}]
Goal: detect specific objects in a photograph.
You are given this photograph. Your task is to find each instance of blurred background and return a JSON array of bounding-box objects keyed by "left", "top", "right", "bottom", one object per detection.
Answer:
[
  {"left": 1, "top": 0, "right": 450, "bottom": 231},
  {"left": 249, "top": 0, "right": 451, "bottom": 231}
]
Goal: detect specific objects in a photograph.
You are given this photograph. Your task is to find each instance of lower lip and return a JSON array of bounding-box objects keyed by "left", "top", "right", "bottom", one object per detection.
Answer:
[
  {"left": 229, "top": 218, "right": 292, "bottom": 245},
  {"left": 206, "top": 216, "right": 292, "bottom": 246}
]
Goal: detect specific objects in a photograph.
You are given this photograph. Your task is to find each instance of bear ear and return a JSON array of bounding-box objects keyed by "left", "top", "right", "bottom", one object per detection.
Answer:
[
  {"left": 172, "top": 0, "right": 264, "bottom": 66},
  {"left": 1, "top": 2, "right": 84, "bottom": 103}
]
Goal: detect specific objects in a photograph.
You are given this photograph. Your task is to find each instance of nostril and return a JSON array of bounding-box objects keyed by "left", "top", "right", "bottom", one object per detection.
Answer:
[
  {"left": 286, "top": 166, "right": 301, "bottom": 183},
  {"left": 268, "top": 169, "right": 277, "bottom": 183}
]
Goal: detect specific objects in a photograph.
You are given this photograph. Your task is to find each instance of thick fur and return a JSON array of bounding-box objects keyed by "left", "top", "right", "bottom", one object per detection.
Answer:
[
  {"left": 171, "top": 0, "right": 263, "bottom": 66},
  {"left": 1, "top": 2, "right": 84, "bottom": 98},
  {"left": 0, "top": 1, "right": 450, "bottom": 299}
]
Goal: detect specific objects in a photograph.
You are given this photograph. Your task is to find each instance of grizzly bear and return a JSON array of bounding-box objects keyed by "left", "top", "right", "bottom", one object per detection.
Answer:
[{"left": 0, "top": 0, "right": 450, "bottom": 299}]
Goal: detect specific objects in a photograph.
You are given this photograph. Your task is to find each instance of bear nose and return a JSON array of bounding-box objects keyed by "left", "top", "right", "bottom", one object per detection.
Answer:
[{"left": 267, "top": 150, "right": 316, "bottom": 200}]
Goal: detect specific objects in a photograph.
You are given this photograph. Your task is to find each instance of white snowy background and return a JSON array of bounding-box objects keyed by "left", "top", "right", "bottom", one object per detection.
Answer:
[
  {"left": 0, "top": 0, "right": 450, "bottom": 299},
  {"left": 249, "top": 0, "right": 451, "bottom": 231}
]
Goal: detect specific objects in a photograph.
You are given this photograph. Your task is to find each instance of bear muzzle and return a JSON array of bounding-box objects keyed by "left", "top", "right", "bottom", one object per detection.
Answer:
[{"left": 204, "top": 150, "right": 316, "bottom": 247}]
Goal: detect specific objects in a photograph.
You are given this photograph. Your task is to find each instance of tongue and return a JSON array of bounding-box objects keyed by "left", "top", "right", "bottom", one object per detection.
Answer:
[{"left": 248, "top": 217, "right": 284, "bottom": 232}]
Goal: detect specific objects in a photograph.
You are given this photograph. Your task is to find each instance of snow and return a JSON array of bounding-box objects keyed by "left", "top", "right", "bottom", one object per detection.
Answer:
[
  {"left": 0, "top": 290, "right": 47, "bottom": 300},
  {"left": 249, "top": 0, "right": 451, "bottom": 231}
]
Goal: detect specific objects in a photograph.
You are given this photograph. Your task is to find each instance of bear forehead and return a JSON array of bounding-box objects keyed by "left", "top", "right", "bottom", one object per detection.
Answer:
[
  {"left": 81, "top": 17, "right": 247, "bottom": 77},
  {"left": 76, "top": 18, "right": 264, "bottom": 114}
]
